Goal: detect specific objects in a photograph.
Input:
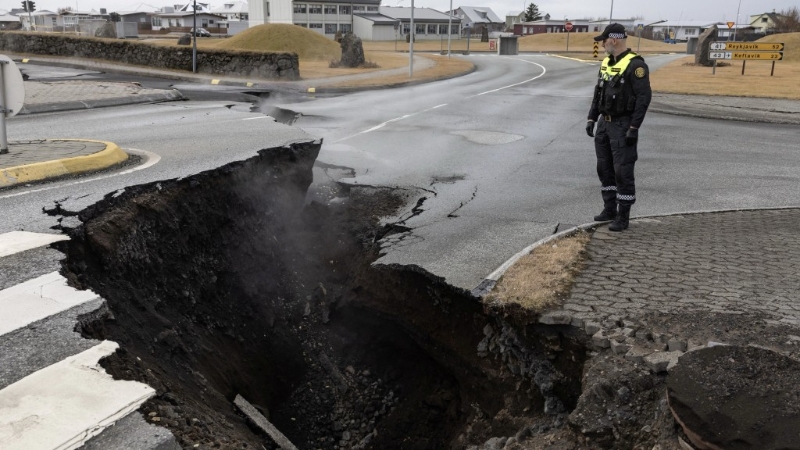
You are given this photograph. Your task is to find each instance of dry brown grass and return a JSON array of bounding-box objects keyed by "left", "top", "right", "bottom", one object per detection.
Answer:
[
  {"left": 324, "top": 53, "right": 473, "bottom": 88},
  {"left": 299, "top": 51, "right": 409, "bottom": 79},
  {"left": 651, "top": 56, "right": 800, "bottom": 99},
  {"left": 485, "top": 231, "right": 590, "bottom": 312}
]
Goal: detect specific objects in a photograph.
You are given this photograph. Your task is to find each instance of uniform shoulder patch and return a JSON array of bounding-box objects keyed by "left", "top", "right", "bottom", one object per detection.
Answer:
[{"left": 635, "top": 67, "right": 647, "bottom": 78}]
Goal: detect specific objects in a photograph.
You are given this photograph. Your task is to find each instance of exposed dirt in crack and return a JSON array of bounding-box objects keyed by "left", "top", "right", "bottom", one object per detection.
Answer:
[{"left": 58, "top": 141, "right": 591, "bottom": 449}]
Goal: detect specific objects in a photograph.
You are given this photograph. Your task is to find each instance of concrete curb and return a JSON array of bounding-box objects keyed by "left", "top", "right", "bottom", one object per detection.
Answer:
[
  {"left": 18, "top": 90, "right": 184, "bottom": 115},
  {"left": 308, "top": 64, "right": 478, "bottom": 94},
  {"left": 0, "top": 140, "right": 128, "bottom": 188},
  {"left": 471, "top": 205, "right": 800, "bottom": 297}
]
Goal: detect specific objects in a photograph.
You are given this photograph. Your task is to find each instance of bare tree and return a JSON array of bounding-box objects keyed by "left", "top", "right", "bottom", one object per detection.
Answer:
[{"left": 773, "top": 7, "right": 800, "bottom": 32}]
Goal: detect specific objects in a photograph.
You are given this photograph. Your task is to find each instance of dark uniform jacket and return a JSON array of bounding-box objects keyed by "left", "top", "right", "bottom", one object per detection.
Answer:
[{"left": 588, "top": 49, "right": 652, "bottom": 129}]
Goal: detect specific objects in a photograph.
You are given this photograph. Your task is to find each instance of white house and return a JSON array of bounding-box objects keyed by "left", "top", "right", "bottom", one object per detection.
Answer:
[
  {"left": 649, "top": 21, "right": 717, "bottom": 42},
  {"left": 749, "top": 11, "right": 786, "bottom": 34},
  {"left": 0, "top": 10, "right": 21, "bottom": 30},
  {"left": 447, "top": 6, "right": 503, "bottom": 36},
  {"left": 212, "top": 1, "right": 249, "bottom": 21}
]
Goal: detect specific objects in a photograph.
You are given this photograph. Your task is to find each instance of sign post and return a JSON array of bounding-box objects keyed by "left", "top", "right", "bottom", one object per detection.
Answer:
[
  {"left": 636, "top": 23, "right": 644, "bottom": 53},
  {"left": 564, "top": 21, "right": 572, "bottom": 51},
  {"left": 0, "top": 55, "right": 26, "bottom": 154},
  {"left": 709, "top": 42, "right": 785, "bottom": 76},
  {"left": 593, "top": 41, "right": 598, "bottom": 59}
]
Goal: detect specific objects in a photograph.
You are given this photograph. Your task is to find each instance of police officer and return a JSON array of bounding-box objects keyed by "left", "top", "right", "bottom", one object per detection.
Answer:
[{"left": 586, "top": 23, "right": 652, "bottom": 232}]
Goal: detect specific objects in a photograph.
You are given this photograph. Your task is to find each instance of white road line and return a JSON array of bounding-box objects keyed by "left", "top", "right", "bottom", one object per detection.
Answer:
[
  {"left": 242, "top": 116, "right": 270, "bottom": 121},
  {"left": 0, "top": 148, "right": 161, "bottom": 200},
  {"left": 334, "top": 57, "right": 547, "bottom": 143},
  {"left": 470, "top": 57, "right": 547, "bottom": 97},
  {"left": 0, "top": 272, "right": 99, "bottom": 337},
  {"left": 0, "top": 231, "right": 69, "bottom": 258},
  {"left": 0, "top": 340, "right": 155, "bottom": 450}
]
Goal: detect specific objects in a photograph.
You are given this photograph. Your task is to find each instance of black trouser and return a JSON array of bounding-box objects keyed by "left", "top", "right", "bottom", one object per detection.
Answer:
[{"left": 594, "top": 115, "right": 637, "bottom": 207}]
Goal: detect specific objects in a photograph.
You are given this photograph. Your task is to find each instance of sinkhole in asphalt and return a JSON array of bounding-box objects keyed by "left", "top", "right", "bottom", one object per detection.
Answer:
[{"left": 58, "top": 142, "right": 589, "bottom": 449}]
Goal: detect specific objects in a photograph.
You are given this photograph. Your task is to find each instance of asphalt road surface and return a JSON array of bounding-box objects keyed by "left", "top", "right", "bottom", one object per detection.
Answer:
[{"left": 4, "top": 53, "right": 800, "bottom": 290}]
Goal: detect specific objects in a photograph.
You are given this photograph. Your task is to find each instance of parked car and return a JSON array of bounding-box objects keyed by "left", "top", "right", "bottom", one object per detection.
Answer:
[{"left": 190, "top": 28, "right": 211, "bottom": 37}]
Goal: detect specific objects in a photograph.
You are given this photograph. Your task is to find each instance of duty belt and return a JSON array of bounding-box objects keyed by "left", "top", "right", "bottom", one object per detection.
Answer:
[{"left": 602, "top": 114, "right": 630, "bottom": 122}]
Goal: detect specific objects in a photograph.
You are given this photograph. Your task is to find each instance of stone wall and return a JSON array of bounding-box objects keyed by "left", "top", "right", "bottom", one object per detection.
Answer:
[{"left": 0, "top": 31, "right": 299, "bottom": 80}]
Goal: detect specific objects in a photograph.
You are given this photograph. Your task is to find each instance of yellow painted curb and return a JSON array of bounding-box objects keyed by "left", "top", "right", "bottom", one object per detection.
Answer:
[{"left": 0, "top": 140, "right": 128, "bottom": 188}]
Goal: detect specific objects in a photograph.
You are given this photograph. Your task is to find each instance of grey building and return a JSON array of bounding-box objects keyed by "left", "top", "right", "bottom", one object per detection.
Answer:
[{"left": 373, "top": 6, "right": 460, "bottom": 41}]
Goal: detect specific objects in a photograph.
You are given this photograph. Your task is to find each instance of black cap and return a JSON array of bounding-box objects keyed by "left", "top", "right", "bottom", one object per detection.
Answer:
[{"left": 594, "top": 23, "right": 627, "bottom": 41}]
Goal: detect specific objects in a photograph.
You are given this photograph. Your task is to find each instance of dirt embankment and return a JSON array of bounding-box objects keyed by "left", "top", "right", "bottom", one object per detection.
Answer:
[{"left": 55, "top": 139, "right": 700, "bottom": 450}]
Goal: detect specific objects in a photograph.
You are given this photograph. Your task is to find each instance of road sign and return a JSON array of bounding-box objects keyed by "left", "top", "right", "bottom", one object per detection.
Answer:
[
  {"left": 712, "top": 42, "right": 784, "bottom": 51},
  {"left": 0, "top": 55, "right": 24, "bottom": 119},
  {"left": 731, "top": 52, "right": 783, "bottom": 60},
  {"left": 710, "top": 51, "right": 783, "bottom": 60},
  {"left": 727, "top": 21, "right": 735, "bottom": 28},
  {"left": 669, "top": 31, "right": 675, "bottom": 39},
  {"left": 564, "top": 21, "right": 573, "bottom": 31},
  {"left": 637, "top": 23, "right": 643, "bottom": 31}
]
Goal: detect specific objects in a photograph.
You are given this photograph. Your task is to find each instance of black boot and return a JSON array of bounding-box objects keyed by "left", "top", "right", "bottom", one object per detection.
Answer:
[
  {"left": 594, "top": 206, "right": 617, "bottom": 222},
  {"left": 609, "top": 204, "right": 630, "bottom": 232}
]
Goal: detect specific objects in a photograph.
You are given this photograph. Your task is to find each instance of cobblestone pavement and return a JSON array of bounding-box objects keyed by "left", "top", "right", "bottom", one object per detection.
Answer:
[
  {"left": 538, "top": 209, "right": 800, "bottom": 372},
  {"left": 19, "top": 80, "right": 183, "bottom": 115},
  {"left": 0, "top": 140, "right": 106, "bottom": 169}
]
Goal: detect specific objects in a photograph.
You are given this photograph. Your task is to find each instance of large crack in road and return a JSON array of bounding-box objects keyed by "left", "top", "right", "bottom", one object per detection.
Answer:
[{"left": 54, "top": 142, "right": 589, "bottom": 449}]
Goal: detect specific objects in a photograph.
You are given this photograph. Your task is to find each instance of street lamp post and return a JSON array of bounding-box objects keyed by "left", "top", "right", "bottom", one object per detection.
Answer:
[
  {"left": 637, "top": 19, "right": 667, "bottom": 53},
  {"left": 409, "top": 0, "right": 414, "bottom": 77},
  {"left": 609, "top": 0, "right": 614, "bottom": 22},
  {"left": 192, "top": 0, "right": 197, "bottom": 73},
  {"left": 733, "top": 0, "right": 742, "bottom": 40},
  {"left": 446, "top": 0, "right": 452, "bottom": 57}
]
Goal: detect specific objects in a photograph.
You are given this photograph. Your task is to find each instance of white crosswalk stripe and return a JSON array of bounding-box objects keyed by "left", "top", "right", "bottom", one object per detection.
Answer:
[
  {"left": 0, "top": 231, "right": 69, "bottom": 258},
  {"left": 0, "top": 231, "right": 168, "bottom": 449},
  {"left": 0, "top": 272, "right": 99, "bottom": 337},
  {"left": 0, "top": 341, "right": 155, "bottom": 450}
]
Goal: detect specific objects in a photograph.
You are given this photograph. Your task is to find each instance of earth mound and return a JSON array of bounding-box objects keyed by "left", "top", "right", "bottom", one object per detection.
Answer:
[{"left": 215, "top": 23, "right": 341, "bottom": 60}]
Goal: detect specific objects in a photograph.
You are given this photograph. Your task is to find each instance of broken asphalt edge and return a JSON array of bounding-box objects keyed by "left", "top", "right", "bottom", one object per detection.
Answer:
[{"left": 0, "top": 139, "right": 128, "bottom": 188}]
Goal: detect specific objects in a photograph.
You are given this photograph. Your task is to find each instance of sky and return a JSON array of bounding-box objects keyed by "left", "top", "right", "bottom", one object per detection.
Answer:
[{"left": 9, "top": 0, "right": 799, "bottom": 24}]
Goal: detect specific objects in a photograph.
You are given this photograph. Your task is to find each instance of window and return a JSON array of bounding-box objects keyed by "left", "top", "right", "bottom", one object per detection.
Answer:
[
  {"left": 340, "top": 23, "right": 351, "bottom": 33},
  {"left": 367, "top": 6, "right": 378, "bottom": 12},
  {"left": 402, "top": 23, "right": 409, "bottom": 34},
  {"left": 309, "top": 4, "right": 322, "bottom": 14},
  {"left": 151, "top": 16, "right": 162, "bottom": 26},
  {"left": 427, "top": 24, "right": 437, "bottom": 34},
  {"left": 296, "top": 23, "right": 307, "bottom": 27},
  {"left": 309, "top": 22, "right": 322, "bottom": 28},
  {"left": 209, "top": 19, "right": 215, "bottom": 24},
  {"left": 353, "top": 5, "right": 365, "bottom": 11},
  {"left": 339, "top": 5, "right": 350, "bottom": 14},
  {"left": 201, "top": 19, "right": 208, "bottom": 26},
  {"left": 762, "top": 17, "right": 768, "bottom": 22},
  {"left": 294, "top": 3, "right": 306, "bottom": 13},
  {"left": 324, "top": 5, "right": 336, "bottom": 14},
  {"left": 451, "top": 24, "right": 459, "bottom": 34},
  {"left": 325, "top": 23, "right": 337, "bottom": 33},
  {"left": 416, "top": 23, "right": 425, "bottom": 33},
  {"left": 439, "top": 24, "right": 448, "bottom": 34}
]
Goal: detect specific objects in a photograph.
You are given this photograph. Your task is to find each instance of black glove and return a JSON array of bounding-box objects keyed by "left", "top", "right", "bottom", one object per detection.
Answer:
[
  {"left": 625, "top": 127, "right": 638, "bottom": 146},
  {"left": 585, "top": 121, "right": 595, "bottom": 137}
]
